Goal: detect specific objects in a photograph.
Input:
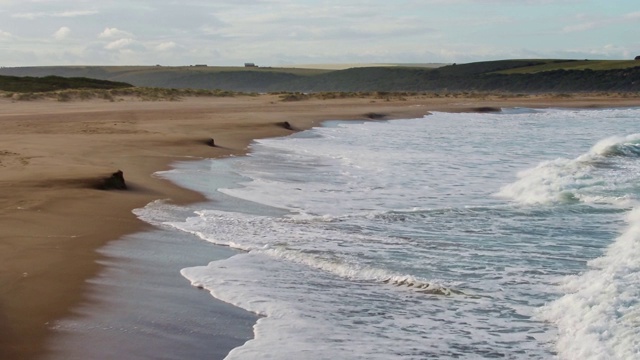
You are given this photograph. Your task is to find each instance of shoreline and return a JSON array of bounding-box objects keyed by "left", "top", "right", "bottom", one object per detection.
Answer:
[{"left": 1, "top": 93, "right": 640, "bottom": 359}]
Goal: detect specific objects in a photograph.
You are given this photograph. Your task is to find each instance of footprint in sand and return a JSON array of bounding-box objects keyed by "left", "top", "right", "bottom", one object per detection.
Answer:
[{"left": 0, "top": 150, "right": 30, "bottom": 167}]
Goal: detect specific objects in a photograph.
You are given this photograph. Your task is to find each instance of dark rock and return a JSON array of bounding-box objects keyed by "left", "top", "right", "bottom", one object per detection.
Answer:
[
  {"left": 365, "top": 112, "right": 387, "bottom": 119},
  {"left": 101, "top": 170, "right": 127, "bottom": 190},
  {"left": 278, "top": 121, "right": 293, "bottom": 130},
  {"left": 472, "top": 106, "right": 502, "bottom": 113},
  {"left": 206, "top": 138, "right": 216, "bottom": 147},
  {"left": 635, "top": 55, "right": 640, "bottom": 60}
]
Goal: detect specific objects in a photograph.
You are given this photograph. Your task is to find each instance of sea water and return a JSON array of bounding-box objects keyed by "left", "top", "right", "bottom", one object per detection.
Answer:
[{"left": 136, "top": 108, "right": 640, "bottom": 359}]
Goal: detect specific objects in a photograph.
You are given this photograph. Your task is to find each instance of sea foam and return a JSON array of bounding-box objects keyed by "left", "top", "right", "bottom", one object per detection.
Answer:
[
  {"left": 137, "top": 107, "right": 640, "bottom": 359},
  {"left": 498, "top": 133, "right": 640, "bottom": 206},
  {"left": 538, "top": 207, "right": 640, "bottom": 359}
]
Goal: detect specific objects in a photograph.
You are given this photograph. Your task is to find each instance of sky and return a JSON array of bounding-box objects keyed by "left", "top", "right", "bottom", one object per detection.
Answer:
[{"left": 0, "top": 0, "right": 638, "bottom": 67}]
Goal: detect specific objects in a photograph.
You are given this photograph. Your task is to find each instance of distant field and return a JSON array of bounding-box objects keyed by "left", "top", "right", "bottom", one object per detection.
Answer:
[
  {"left": 286, "top": 63, "right": 448, "bottom": 70},
  {"left": 1, "top": 59, "right": 638, "bottom": 93},
  {"left": 496, "top": 60, "right": 640, "bottom": 74},
  {"left": 82, "top": 65, "right": 333, "bottom": 76}
]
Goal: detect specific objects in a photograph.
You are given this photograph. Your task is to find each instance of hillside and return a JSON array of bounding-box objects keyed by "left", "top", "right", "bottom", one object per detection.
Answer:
[
  {"left": 1, "top": 60, "right": 639, "bottom": 93},
  {"left": 0, "top": 74, "right": 133, "bottom": 93}
]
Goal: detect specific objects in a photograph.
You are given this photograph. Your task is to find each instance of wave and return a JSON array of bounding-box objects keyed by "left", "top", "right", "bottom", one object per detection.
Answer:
[
  {"left": 260, "top": 246, "right": 459, "bottom": 296},
  {"left": 289, "top": 205, "right": 507, "bottom": 222},
  {"left": 498, "top": 134, "right": 640, "bottom": 205},
  {"left": 590, "top": 134, "right": 640, "bottom": 158},
  {"left": 500, "top": 107, "right": 543, "bottom": 115},
  {"left": 132, "top": 199, "right": 195, "bottom": 225},
  {"left": 154, "top": 208, "right": 459, "bottom": 297},
  {"left": 537, "top": 207, "right": 640, "bottom": 359},
  {"left": 380, "top": 276, "right": 461, "bottom": 295},
  {"left": 347, "top": 204, "right": 624, "bottom": 225}
]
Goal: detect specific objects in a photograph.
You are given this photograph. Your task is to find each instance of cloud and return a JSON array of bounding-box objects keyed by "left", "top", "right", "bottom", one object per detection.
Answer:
[
  {"left": 0, "top": 29, "right": 11, "bottom": 40},
  {"left": 55, "top": 10, "right": 98, "bottom": 18},
  {"left": 12, "top": 12, "right": 45, "bottom": 20},
  {"left": 99, "top": 27, "right": 133, "bottom": 39},
  {"left": 53, "top": 26, "right": 70, "bottom": 40},
  {"left": 562, "top": 10, "right": 640, "bottom": 34},
  {"left": 625, "top": 11, "right": 640, "bottom": 20},
  {"left": 562, "top": 22, "right": 599, "bottom": 33},
  {"left": 104, "top": 38, "right": 134, "bottom": 50},
  {"left": 199, "top": 3, "right": 435, "bottom": 44},
  {"left": 155, "top": 41, "right": 176, "bottom": 51},
  {"left": 0, "top": 0, "right": 636, "bottom": 67},
  {"left": 12, "top": 10, "right": 97, "bottom": 20}
]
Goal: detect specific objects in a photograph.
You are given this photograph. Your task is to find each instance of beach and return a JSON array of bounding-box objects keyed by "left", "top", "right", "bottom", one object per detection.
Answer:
[{"left": 1, "top": 93, "right": 640, "bottom": 359}]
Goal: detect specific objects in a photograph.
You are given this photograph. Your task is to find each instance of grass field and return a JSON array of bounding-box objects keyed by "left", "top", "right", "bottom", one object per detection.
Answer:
[
  {"left": 1, "top": 59, "right": 639, "bottom": 93},
  {"left": 496, "top": 60, "right": 640, "bottom": 74},
  {"left": 99, "top": 65, "right": 332, "bottom": 76}
]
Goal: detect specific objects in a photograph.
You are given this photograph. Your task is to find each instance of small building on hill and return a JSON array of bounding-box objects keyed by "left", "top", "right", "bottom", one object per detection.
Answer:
[{"left": 244, "top": 63, "right": 257, "bottom": 67}]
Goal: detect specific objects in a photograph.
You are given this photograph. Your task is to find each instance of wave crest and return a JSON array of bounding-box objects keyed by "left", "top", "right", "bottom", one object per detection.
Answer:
[
  {"left": 261, "top": 247, "right": 459, "bottom": 296},
  {"left": 498, "top": 133, "right": 640, "bottom": 205},
  {"left": 381, "top": 276, "right": 460, "bottom": 295},
  {"left": 590, "top": 134, "right": 640, "bottom": 158},
  {"left": 537, "top": 206, "right": 640, "bottom": 359}
]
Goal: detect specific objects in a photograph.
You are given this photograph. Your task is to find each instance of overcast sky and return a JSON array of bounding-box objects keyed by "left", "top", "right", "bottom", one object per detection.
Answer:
[{"left": 0, "top": 0, "right": 638, "bottom": 67}]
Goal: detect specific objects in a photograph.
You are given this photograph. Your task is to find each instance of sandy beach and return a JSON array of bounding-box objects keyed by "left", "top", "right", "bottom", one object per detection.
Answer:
[{"left": 1, "top": 92, "right": 640, "bottom": 359}]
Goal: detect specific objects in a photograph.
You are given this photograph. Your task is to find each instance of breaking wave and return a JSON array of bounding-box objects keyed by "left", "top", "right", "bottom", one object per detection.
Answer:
[
  {"left": 590, "top": 134, "right": 640, "bottom": 158},
  {"left": 537, "top": 207, "right": 640, "bottom": 359},
  {"left": 497, "top": 134, "right": 640, "bottom": 205},
  {"left": 260, "top": 247, "right": 458, "bottom": 296}
]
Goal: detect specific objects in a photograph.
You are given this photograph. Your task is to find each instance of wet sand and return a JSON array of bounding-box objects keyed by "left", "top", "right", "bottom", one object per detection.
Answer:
[
  {"left": 1, "top": 93, "right": 639, "bottom": 359},
  {"left": 44, "top": 228, "right": 258, "bottom": 360}
]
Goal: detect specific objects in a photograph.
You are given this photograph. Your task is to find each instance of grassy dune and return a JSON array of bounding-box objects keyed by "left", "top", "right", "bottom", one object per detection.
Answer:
[
  {"left": 0, "top": 74, "right": 132, "bottom": 93},
  {"left": 0, "top": 86, "right": 247, "bottom": 102}
]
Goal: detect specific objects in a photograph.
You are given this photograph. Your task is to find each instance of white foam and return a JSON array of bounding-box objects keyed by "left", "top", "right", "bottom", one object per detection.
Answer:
[
  {"left": 132, "top": 107, "right": 640, "bottom": 359},
  {"left": 132, "top": 199, "right": 193, "bottom": 226},
  {"left": 182, "top": 253, "right": 412, "bottom": 360},
  {"left": 182, "top": 249, "right": 544, "bottom": 359},
  {"left": 538, "top": 207, "right": 640, "bottom": 359},
  {"left": 497, "top": 157, "right": 592, "bottom": 204},
  {"left": 498, "top": 133, "right": 640, "bottom": 206},
  {"left": 260, "top": 246, "right": 454, "bottom": 295},
  {"left": 164, "top": 208, "right": 451, "bottom": 294},
  {"left": 220, "top": 121, "right": 440, "bottom": 216},
  {"left": 165, "top": 196, "right": 562, "bottom": 358},
  {"left": 589, "top": 133, "right": 640, "bottom": 157}
]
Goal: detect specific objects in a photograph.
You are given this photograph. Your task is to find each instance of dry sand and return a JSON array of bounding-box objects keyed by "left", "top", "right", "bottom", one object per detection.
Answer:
[{"left": 1, "top": 93, "right": 639, "bottom": 359}]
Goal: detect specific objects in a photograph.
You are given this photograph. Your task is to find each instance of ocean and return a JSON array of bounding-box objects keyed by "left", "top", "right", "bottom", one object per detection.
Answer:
[{"left": 120, "top": 108, "right": 639, "bottom": 359}]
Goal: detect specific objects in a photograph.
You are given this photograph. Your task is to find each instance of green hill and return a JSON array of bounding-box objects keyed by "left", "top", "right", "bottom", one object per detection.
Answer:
[
  {"left": 0, "top": 74, "right": 133, "bottom": 93},
  {"left": 495, "top": 60, "right": 640, "bottom": 74},
  {"left": 1, "top": 60, "right": 639, "bottom": 93}
]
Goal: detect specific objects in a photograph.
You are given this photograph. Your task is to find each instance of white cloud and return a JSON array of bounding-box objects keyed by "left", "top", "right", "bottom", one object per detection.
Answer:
[
  {"left": 0, "top": 0, "right": 636, "bottom": 66},
  {"left": 624, "top": 11, "right": 640, "bottom": 20},
  {"left": 155, "top": 41, "right": 176, "bottom": 51},
  {"left": 562, "top": 21, "right": 599, "bottom": 33},
  {"left": 0, "top": 29, "right": 11, "bottom": 40},
  {"left": 99, "top": 27, "right": 133, "bottom": 39},
  {"left": 55, "top": 10, "right": 98, "bottom": 17},
  {"left": 12, "top": 12, "right": 44, "bottom": 20},
  {"left": 562, "top": 10, "right": 639, "bottom": 34},
  {"left": 53, "top": 26, "right": 71, "bottom": 40},
  {"left": 12, "top": 10, "right": 97, "bottom": 20},
  {"left": 104, "top": 38, "right": 134, "bottom": 50}
]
